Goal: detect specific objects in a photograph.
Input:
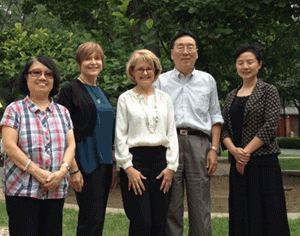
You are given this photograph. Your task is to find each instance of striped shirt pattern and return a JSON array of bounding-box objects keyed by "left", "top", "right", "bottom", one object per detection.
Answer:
[{"left": 0, "top": 96, "right": 73, "bottom": 199}]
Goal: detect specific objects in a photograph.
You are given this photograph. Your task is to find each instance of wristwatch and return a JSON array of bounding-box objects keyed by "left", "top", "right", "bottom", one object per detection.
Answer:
[
  {"left": 211, "top": 146, "right": 219, "bottom": 153},
  {"left": 62, "top": 162, "right": 70, "bottom": 171}
]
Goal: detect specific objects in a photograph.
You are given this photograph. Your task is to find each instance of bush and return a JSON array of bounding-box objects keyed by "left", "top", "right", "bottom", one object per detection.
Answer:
[{"left": 276, "top": 137, "right": 300, "bottom": 149}]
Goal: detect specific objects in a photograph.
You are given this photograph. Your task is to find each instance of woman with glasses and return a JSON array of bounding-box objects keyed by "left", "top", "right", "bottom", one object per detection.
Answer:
[
  {"left": 115, "top": 49, "right": 179, "bottom": 236},
  {"left": 1, "top": 55, "right": 76, "bottom": 236},
  {"left": 57, "top": 42, "right": 117, "bottom": 236}
]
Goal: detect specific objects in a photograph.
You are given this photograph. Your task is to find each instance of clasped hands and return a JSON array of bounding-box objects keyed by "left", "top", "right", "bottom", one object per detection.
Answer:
[
  {"left": 34, "top": 166, "right": 83, "bottom": 191},
  {"left": 232, "top": 147, "right": 250, "bottom": 175},
  {"left": 125, "top": 166, "right": 174, "bottom": 195}
]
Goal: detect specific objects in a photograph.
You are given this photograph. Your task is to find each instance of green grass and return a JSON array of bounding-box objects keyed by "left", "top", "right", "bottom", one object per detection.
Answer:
[{"left": 0, "top": 201, "right": 300, "bottom": 235}]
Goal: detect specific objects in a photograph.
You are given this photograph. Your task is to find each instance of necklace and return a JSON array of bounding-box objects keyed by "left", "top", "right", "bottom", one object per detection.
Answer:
[
  {"left": 79, "top": 77, "right": 101, "bottom": 104},
  {"left": 135, "top": 88, "right": 159, "bottom": 133}
]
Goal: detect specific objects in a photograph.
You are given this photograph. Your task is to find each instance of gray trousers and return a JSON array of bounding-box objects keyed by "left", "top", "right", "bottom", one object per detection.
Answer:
[{"left": 166, "top": 134, "right": 212, "bottom": 236}]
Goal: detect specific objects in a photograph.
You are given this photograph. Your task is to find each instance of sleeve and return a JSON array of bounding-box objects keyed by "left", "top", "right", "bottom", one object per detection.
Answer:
[
  {"left": 221, "top": 93, "right": 232, "bottom": 141},
  {"left": 0, "top": 104, "right": 20, "bottom": 132},
  {"left": 209, "top": 78, "right": 224, "bottom": 125},
  {"left": 165, "top": 95, "right": 179, "bottom": 172},
  {"left": 255, "top": 85, "right": 280, "bottom": 146},
  {"left": 56, "top": 83, "right": 74, "bottom": 114},
  {"left": 64, "top": 107, "right": 74, "bottom": 131},
  {"left": 114, "top": 95, "right": 133, "bottom": 170}
]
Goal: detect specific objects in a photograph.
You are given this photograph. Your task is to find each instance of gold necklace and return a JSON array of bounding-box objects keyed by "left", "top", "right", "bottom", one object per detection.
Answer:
[
  {"left": 135, "top": 88, "right": 158, "bottom": 133},
  {"left": 79, "top": 77, "right": 101, "bottom": 104}
]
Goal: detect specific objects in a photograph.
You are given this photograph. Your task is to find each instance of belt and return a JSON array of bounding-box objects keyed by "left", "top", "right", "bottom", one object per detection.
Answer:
[{"left": 176, "top": 128, "right": 208, "bottom": 137}]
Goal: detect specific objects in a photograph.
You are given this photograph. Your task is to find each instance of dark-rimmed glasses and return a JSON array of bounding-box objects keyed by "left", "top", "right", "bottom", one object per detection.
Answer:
[{"left": 135, "top": 68, "right": 154, "bottom": 74}]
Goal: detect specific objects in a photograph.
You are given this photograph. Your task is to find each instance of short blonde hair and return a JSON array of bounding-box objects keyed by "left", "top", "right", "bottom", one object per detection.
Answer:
[
  {"left": 126, "top": 49, "right": 162, "bottom": 84},
  {"left": 75, "top": 42, "right": 105, "bottom": 66}
]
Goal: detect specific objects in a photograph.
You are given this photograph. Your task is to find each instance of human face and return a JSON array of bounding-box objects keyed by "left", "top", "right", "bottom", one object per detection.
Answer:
[
  {"left": 171, "top": 36, "right": 198, "bottom": 75},
  {"left": 79, "top": 52, "right": 103, "bottom": 79},
  {"left": 132, "top": 60, "right": 155, "bottom": 89},
  {"left": 26, "top": 60, "right": 54, "bottom": 97},
  {"left": 236, "top": 51, "right": 262, "bottom": 81}
]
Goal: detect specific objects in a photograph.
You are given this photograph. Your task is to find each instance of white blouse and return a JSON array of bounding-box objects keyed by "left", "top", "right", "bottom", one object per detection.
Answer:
[{"left": 115, "top": 89, "right": 179, "bottom": 171}]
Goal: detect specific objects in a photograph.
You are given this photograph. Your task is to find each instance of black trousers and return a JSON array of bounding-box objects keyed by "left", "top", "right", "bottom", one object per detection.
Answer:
[
  {"left": 120, "top": 146, "right": 172, "bottom": 236},
  {"left": 75, "top": 164, "right": 112, "bottom": 236},
  {"left": 5, "top": 196, "right": 65, "bottom": 236}
]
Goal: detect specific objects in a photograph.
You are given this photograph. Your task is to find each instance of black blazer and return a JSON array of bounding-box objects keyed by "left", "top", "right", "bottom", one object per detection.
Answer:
[{"left": 222, "top": 79, "right": 281, "bottom": 157}]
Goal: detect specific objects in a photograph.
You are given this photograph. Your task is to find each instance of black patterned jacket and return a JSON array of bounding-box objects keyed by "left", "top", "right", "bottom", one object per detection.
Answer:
[{"left": 221, "top": 79, "right": 281, "bottom": 157}]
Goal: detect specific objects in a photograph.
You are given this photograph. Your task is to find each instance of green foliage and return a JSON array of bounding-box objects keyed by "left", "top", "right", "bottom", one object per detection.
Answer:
[
  {"left": 0, "top": 23, "right": 81, "bottom": 117},
  {"left": 276, "top": 137, "right": 300, "bottom": 149},
  {"left": 1, "top": 0, "right": 300, "bottom": 113}
]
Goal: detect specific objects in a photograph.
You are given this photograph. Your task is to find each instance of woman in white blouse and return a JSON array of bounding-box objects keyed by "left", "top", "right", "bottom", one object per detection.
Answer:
[{"left": 115, "top": 49, "right": 179, "bottom": 236}]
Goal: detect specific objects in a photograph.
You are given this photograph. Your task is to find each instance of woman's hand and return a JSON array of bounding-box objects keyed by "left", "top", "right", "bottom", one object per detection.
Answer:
[
  {"left": 70, "top": 171, "right": 84, "bottom": 193},
  {"left": 44, "top": 170, "right": 66, "bottom": 190},
  {"left": 125, "top": 166, "right": 146, "bottom": 195},
  {"left": 156, "top": 168, "right": 174, "bottom": 194},
  {"left": 32, "top": 168, "right": 52, "bottom": 186},
  {"left": 110, "top": 164, "right": 119, "bottom": 191},
  {"left": 232, "top": 147, "right": 250, "bottom": 165},
  {"left": 236, "top": 162, "right": 245, "bottom": 175}
]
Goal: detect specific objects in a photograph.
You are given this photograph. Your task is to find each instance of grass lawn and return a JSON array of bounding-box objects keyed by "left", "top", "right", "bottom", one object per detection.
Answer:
[{"left": 0, "top": 201, "right": 299, "bottom": 235}]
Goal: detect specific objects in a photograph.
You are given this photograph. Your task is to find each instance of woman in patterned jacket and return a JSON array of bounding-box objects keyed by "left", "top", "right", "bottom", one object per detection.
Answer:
[{"left": 222, "top": 43, "right": 290, "bottom": 236}]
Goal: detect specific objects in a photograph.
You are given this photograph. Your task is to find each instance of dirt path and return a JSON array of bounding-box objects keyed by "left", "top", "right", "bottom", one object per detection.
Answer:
[{"left": 65, "top": 174, "right": 300, "bottom": 213}]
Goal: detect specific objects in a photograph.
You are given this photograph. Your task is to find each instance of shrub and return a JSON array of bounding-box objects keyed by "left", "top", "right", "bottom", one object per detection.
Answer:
[{"left": 276, "top": 137, "right": 300, "bottom": 149}]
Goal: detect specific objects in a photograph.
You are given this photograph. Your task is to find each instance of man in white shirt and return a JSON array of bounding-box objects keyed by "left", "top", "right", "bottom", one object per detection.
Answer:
[{"left": 154, "top": 30, "right": 224, "bottom": 236}]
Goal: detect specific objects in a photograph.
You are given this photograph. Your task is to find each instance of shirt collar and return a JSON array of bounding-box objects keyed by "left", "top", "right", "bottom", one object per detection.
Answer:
[
  {"left": 173, "top": 67, "right": 195, "bottom": 82},
  {"left": 24, "top": 95, "right": 54, "bottom": 113}
]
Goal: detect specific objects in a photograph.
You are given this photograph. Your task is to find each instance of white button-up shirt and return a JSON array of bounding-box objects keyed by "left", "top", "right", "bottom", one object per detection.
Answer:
[{"left": 154, "top": 68, "right": 224, "bottom": 135}]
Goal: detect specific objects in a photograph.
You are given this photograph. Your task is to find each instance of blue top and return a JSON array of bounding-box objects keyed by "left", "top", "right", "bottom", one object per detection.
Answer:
[{"left": 76, "top": 84, "right": 114, "bottom": 175}]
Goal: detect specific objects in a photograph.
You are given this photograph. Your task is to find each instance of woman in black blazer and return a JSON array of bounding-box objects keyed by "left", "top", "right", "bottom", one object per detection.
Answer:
[{"left": 222, "top": 44, "right": 290, "bottom": 236}]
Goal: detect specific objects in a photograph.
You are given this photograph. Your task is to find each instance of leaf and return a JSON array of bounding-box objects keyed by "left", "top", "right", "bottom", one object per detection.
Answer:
[
  {"left": 277, "top": 1, "right": 287, "bottom": 7},
  {"left": 146, "top": 19, "right": 154, "bottom": 29},
  {"left": 141, "top": 35, "right": 148, "bottom": 42},
  {"left": 112, "top": 12, "right": 124, "bottom": 18},
  {"left": 188, "top": 7, "right": 196, "bottom": 14}
]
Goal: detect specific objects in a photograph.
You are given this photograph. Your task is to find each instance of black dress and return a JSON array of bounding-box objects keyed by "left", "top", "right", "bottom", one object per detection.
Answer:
[{"left": 229, "top": 96, "right": 290, "bottom": 236}]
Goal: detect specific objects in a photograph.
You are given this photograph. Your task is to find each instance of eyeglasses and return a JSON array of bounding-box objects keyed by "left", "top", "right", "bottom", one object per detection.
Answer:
[
  {"left": 174, "top": 45, "right": 197, "bottom": 53},
  {"left": 28, "top": 69, "right": 54, "bottom": 79},
  {"left": 135, "top": 68, "right": 154, "bottom": 74}
]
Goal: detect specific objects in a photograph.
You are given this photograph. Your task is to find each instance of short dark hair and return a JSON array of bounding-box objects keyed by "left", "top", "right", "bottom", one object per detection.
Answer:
[
  {"left": 170, "top": 30, "right": 199, "bottom": 49},
  {"left": 233, "top": 43, "right": 263, "bottom": 62},
  {"left": 18, "top": 55, "right": 61, "bottom": 97}
]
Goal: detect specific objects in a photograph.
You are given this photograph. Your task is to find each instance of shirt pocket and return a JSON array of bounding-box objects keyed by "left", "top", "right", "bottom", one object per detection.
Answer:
[{"left": 193, "top": 94, "right": 209, "bottom": 115}]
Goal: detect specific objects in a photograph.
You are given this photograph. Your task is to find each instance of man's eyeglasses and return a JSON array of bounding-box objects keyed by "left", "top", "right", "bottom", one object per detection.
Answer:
[
  {"left": 174, "top": 45, "right": 197, "bottom": 53},
  {"left": 135, "top": 68, "right": 154, "bottom": 74},
  {"left": 28, "top": 69, "right": 54, "bottom": 79}
]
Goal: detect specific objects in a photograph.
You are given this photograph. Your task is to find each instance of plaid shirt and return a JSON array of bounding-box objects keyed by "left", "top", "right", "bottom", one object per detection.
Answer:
[{"left": 0, "top": 96, "right": 73, "bottom": 199}]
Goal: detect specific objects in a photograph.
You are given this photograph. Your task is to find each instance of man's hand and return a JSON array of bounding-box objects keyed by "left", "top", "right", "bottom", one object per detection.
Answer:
[{"left": 206, "top": 149, "right": 218, "bottom": 175}]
